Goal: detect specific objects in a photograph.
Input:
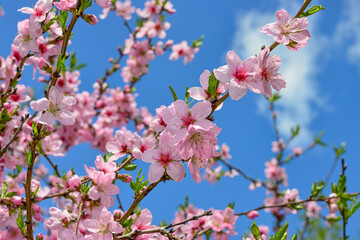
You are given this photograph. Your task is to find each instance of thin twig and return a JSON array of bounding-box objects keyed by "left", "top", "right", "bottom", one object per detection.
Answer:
[{"left": 42, "top": 153, "right": 61, "bottom": 177}]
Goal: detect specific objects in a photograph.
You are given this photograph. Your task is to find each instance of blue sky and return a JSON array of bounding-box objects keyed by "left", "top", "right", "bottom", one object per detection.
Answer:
[{"left": 0, "top": 0, "right": 359, "bottom": 238}]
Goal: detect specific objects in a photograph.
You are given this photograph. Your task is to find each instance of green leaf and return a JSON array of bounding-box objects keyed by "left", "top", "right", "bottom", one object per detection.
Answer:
[
  {"left": 43, "top": 17, "right": 58, "bottom": 32},
  {"left": 300, "top": 5, "right": 325, "bottom": 17},
  {"left": 32, "top": 121, "right": 38, "bottom": 137},
  {"left": 124, "top": 163, "right": 137, "bottom": 171},
  {"left": 333, "top": 142, "right": 346, "bottom": 159},
  {"left": 70, "top": 52, "right": 77, "bottom": 69},
  {"left": 168, "top": 85, "right": 178, "bottom": 101},
  {"left": 5, "top": 191, "right": 17, "bottom": 198},
  {"left": 337, "top": 175, "right": 347, "bottom": 193},
  {"left": 185, "top": 87, "right": 190, "bottom": 103},
  {"left": 56, "top": 54, "right": 66, "bottom": 72},
  {"left": 267, "top": 92, "right": 281, "bottom": 103},
  {"left": 25, "top": 149, "right": 32, "bottom": 166},
  {"left": 208, "top": 72, "right": 219, "bottom": 100},
  {"left": 250, "top": 222, "right": 261, "bottom": 240},
  {"left": 73, "top": 63, "right": 86, "bottom": 70},
  {"left": 313, "top": 131, "right": 327, "bottom": 147},
  {"left": 191, "top": 35, "right": 205, "bottom": 48},
  {"left": 79, "top": 0, "right": 92, "bottom": 12},
  {"left": 291, "top": 233, "right": 298, "bottom": 240},
  {"left": 16, "top": 210, "right": 26, "bottom": 235},
  {"left": 291, "top": 125, "right": 300, "bottom": 137},
  {"left": 130, "top": 181, "right": 136, "bottom": 191},
  {"left": 59, "top": 11, "right": 68, "bottom": 32},
  {"left": 273, "top": 222, "right": 288, "bottom": 240},
  {"left": 227, "top": 202, "right": 235, "bottom": 209},
  {"left": 1, "top": 181, "right": 8, "bottom": 197}
]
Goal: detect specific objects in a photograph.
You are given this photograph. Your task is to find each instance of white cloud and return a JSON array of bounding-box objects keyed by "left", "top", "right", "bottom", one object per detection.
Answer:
[
  {"left": 335, "top": 0, "right": 360, "bottom": 65},
  {"left": 231, "top": 4, "right": 327, "bottom": 144}
]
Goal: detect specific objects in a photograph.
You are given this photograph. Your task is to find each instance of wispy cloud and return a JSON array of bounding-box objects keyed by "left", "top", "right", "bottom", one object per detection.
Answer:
[
  {"left": 231, "top": 3, "right": 327, "bottom": 144},
  {"left": 335, "top": 0, "right": 360, "bottom": 66}
]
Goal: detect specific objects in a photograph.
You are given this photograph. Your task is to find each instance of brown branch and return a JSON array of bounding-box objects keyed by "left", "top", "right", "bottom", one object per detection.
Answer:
[
  {"left": 74, "top": 201, "right": 84, "bottom": 235},
  {"left": 118, "top": 177, "right": 164, "bottom": 225},
  {"left": 235, "top": 192, "right": 360, "bottom": 217},
  {"left": 25, "top": 132, "right": 41, "bottom": 240},
  {"left": 42, "top": 153, "right": 61, "bottom": 177},
  {"left": 116, "top": 210, "right": 212, "bottom": 240}
]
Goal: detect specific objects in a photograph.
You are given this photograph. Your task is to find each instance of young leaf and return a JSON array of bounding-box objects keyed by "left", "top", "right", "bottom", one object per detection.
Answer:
[
  {"left": 273, "top": 222, "right": 288, "bottom": 240},
  {"left": 1, "top": 181, "right": 8, "bottom": 197},
  {"left": 300, "top": 5, "right": 325, "bottom": 17},
  {"left": 168, "top": 85, "right": 178, "bottom": 101},
  {"left": 250, "top": 222, "right": 261, "bottom": 240},
  {"left": 207, "top": 72, "right": 219, "bottom": 100}
]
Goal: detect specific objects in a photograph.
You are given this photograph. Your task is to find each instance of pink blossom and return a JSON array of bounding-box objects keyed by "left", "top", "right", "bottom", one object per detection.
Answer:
[
  {"left": 138, "top": 16, "right": 171, "bottom": 39},
  {"left": 30, "top": 86, "right": 77, "bottom": 126},
  {"left": 115, "top": 0, "right": 135, "bottom": 20},
  {"left": 214, "top": 50, "right": 262, "bottom": 100},
  {"left": 142, "top": 132, "right": 185, "bottom": 183},
  {"left": 95, "top": 0, "right": 112, "bottom": 8},
  {"left": 292, "top": 146, "right": 303, "bottom": 156},
  {"left": 254, "top": 47, "right": 286, "bottom": 97},
  {"left": 163, "top": 100, "right": 214, "bottom": 143},
  {"left": 18, "top": 0, "right": 53, "bottom": 22},
  {"left": 45, "top": 207, "right": 74, "bottom": 237},
  {"left": 105, "top": 129, "right": 132, "bottom": 161},
  {"left": 306, "top": 201, "right": 321, "bottom": 218},
  {"left": 169, "top": 41, "right": 199, "bottom": 65},
  {"left": 271, "top": 138, "right": 286, "bottom": 153},
  {"left": 0, "top": 6, "right": 4, "bottom": 17},
  {"left": 86, "top": 171, "right": 119, "bottom": 208},
  {"left": 259, "top": 9, "right": 310, "bottom": 50},
  {"left": 14, "top": 18, "right": 42, "bottom": 57},
  {"left": 0, "top": 56, "right": 17, "bottom": 92},
  {"left": 83, "top": 207, "right": 123, "bottom": 239},
  {"left": 54, "top": 0, "right": 76, "bottom": 11}
]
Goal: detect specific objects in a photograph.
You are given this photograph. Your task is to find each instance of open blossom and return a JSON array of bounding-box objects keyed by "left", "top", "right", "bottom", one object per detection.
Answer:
[
  {"left": 254, "top": 47, "right": 286, "bottom": 97},
  {"left": 142, "top": 132, "right": 185, "bottom": 183},
  {"left": 163, "top": 100, "right": 214, "bottom": 143},
  {"left": 214, "top": 50, "right": 262, "bottom": 100},
  {"left": 14, "top": 18, "right": 42, "bottom": 57},
  {"left": 18, "top": 0, "right": 53, "bottom": 22},
  {"left": 115, "top": 0, "right": 135, "bottom": 20},
  {"left": 83, "top": 207, "right": 123, "bottom": 239},
  {"left": 30, "top": 87, "right": 77, "bottom": 126},
  {"left": 169, "top": 41, "right": 198, "bottom": 65},
  {"left": 306, "top": 201, "right": 322, "bottom": 218},
  {"left": 54, "top": 0, "right": 76, "bottom": 11},
  {"left": 46, "top": 207, "right": 75, "bottom": 237},
  {"left": 86, "top": 170, "right": 119, "bottom": 208},
  {"left": 260, "top": 9, "right": 310, "bottom": 50}
]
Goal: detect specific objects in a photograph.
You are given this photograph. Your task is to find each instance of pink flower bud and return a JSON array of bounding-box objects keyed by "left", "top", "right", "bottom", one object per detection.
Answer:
[
  {"left": 69, "top": 175, "right": 81, "bottom": 190},
  {"left": 11, "top": 196, "right": 22, "bottom": 206},
  {"left": 36, "top": 233, "right": 44, "bottom": 240},
  {"left": 247, "top": 210, "right": 259, "bottom": 220},
  {"left": 83, "top": 14, "right": 98, "bottom": 25},
  {"left": 32, "top": 203, "right": 41, "bottom": 213}
]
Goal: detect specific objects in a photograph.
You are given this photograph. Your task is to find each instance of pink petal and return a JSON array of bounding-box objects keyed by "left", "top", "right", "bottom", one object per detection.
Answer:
[
  {"left": 275, "top": 9, "right": 290, "bottom": 27},
  {"left": 188, "top": 160, "right": 201, "bottom": 183},
  {"left": 188, "top": 87, "right": 206, "bottom": 101},
  {"left": 39, "top": 111, "right": 56, "bottom": 126},
  {"left": 229, "top": 80, "right": 248, "bottom": 100},
  {"left": 49, "top": 87, "right": 62, "bottom": 104},
  {"left": 57, "top": 111, "right": 75, "bottom": 125},
  {"left": 213, "top": 65, "right": 231, "bottom": 83},
  {"left": 30, "top": 98, "right": 49, "bottom": 111},
  {"left": 167, "top": 161, "right": 185, "bottom": 182},
  {"left": 226, "top": 50, "right": 242, "bottom": 70},
  {"left": 148, "top": 162, "right": 165, "bottom": 183},
  {"left": 199, "top": 70, "right": 211, "bottom": 89},
  {"left": 191, "top": 101, "right": 211, "bottom": 120},
  {"left": 18, "top": 7, "right": 35, "bottom": 14},
  {"left": 142, "top": 149, "right": 157, "bottom": 163}
]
